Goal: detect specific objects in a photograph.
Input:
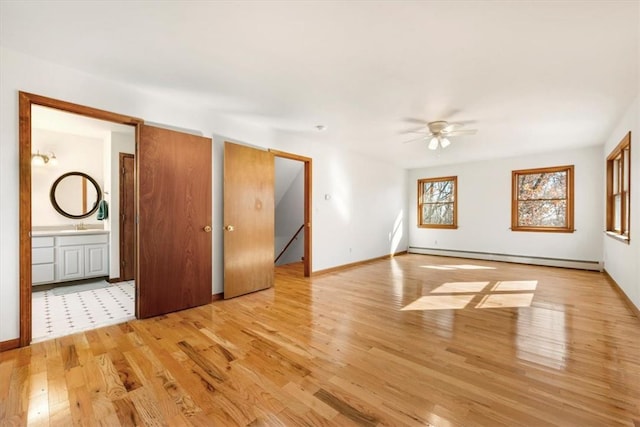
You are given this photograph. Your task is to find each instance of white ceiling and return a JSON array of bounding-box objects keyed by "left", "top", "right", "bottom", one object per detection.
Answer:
[{"left": 2, "top": 1, "right": 638, "bottom": 168}]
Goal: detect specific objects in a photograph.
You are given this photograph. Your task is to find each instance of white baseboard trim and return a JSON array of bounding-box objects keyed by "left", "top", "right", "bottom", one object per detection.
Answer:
[{"left": 408, "top": 247, "right": 603, "bottom": 271}]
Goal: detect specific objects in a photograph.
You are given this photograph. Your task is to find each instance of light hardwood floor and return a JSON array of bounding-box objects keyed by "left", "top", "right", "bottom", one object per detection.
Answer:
[{"left": 1, "top": 254, "right": 639, "bottom": 426}]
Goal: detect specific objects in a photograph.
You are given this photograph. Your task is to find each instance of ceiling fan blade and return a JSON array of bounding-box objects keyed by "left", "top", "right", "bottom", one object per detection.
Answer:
[
  {"left": 443, "top": 129, "right": 478, "bottom": 136},
  {"left": 403, "top": 118, "right": 430, "bottom": 125},
  {"left": 447, "top": 120, "right": 477, "bottom": 127},
  {"left": 442, "top": 122, "right": 462, "bottom": 132},
  {"left": 403, "top": 131, "right": 434, "bottom": 138},
  {"left": 402, "top": 136, "right": 428, "bottom": 144},
  {"left": 399, "top": 126, "right": 430, "bottom": 135}
]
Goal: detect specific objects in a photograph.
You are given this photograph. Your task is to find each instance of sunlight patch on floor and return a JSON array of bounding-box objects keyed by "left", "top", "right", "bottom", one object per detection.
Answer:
[
  {"left": 401, "top": 295, "right": 475, "bottom": 311},
  {"left": 476, "top": 293, "right": 534, "bottom": 309},
  {"left": 431, "top": 281, "right": 490, "bottom": 293},
  {"left": 401, "top": 280, "right": 538, "bottom": 311}
]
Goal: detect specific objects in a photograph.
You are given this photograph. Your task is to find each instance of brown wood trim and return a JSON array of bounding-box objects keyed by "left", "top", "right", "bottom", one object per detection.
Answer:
[
  {"left": 605, "top": 131, "right": 631, "bottom": 241},
  {"left": 119, "top": 152, "right": 136, "bottom": 281},
  {"left": 606, "top": 157, "right": 614, "bottom": 234},
  {"left": 603, "top": 269, "right": 640, "bottom": 320},
  {"left": 604, "top": 231, "right": 630, "bottom": 244},
  {"left": 19, "top": 92, "right": 33, "bottom": 347},
  {"left": 81, "top": 176, "right": 88, "bottom": 213},
  {"left": 134, "top": 124, "right": 142, "bottom": 318},
  {"left": 0, "top": 338, "right": 20, "bottom": 353},
  {"left": 417, "top": 176, "right": 458, "bottom": 229},
  {"left": 511, "top": 164, "right": 575, "bottom": 233},
  {"left": 19, "top": 91, "right": 143, "bottom": 348},
  {"left": 269, "top": 149, "right": 312, "bottom": 162},
  {"left": 19, "top": 92, "right": 143, "bottom": 125},
  {"left": 107, "top": 277, "right": 122, "bottom": 283},
  {"left": 305, "top": 157, "right": 312, "bottom": 277},
  {"left": 211, "top": 293, "right": 224, "bottom": 302},
  {"left": 606, "top": 131, "right": 632, "bottom": 161},
  {"left": 270, "top": 149, "right": 312, "bottom": 277},
  {"left": 312, "top": 251, "right": 407, "bottom": 276}
]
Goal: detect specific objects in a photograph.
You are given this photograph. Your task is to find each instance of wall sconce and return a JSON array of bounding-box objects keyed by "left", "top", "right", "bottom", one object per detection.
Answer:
[{"left": 31, "top": 150, "right": 58, "bottom": 166}]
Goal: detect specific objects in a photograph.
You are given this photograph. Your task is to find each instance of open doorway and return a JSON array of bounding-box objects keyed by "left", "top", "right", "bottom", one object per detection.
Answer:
[
  {"left": 20, "top": 92, "right": 213, "bottom": 346},
  {"left": 29, "top": 105, "right": 137, "bottom": 342},
  {"left": 19, "top": 92, "right": 142, "bottom": 346},
  {"left": 271, "top": 150, "right": 312, "bottom": 277}
]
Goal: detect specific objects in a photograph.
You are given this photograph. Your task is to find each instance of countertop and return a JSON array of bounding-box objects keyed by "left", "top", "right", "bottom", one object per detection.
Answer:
[{"left": 31, "top": 229, "right": 109, "bottom": 237}]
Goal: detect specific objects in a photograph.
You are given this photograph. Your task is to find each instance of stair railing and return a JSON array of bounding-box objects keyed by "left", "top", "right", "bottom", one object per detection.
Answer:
[{"left": 275, "top": 224, "right": 304, "bottom": 263}]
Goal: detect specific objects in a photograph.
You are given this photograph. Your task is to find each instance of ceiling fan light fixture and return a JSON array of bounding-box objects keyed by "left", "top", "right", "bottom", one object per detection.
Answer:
[{"left": 403, "top": 119, "right": 478, "bottom": 151}]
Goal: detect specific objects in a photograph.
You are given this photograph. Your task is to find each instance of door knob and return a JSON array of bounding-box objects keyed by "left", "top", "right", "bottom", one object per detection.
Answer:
[
  {"left": 203, "top": 225, "right": 212, "bottom": 233},
  {"left": 224, "top": 225, "right": 235, "bottom": 232}
]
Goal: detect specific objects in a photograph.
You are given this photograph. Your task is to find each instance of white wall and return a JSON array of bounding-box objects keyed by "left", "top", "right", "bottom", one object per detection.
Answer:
[
  {"left": 269, "top": 140, "right": 409, "bottom": 271},
  {"left": 408, "top": 145, "right": 604, "bottom": 263},
  {"left": 602, "top": 95, "right": 639, "bottom": 309},
  {"left": 275, "top": 166, "right": 304, "bottom": 266},
  {"left": 31, "top": 129, "right": 104, "bottom": 226},
  {"left": 0, "top": 47, "right": 409, "bottom": 342}
]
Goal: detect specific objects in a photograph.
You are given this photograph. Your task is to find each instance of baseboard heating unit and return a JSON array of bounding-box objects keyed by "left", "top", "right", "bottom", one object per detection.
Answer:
[{"left": 408, "top": 247, "right": 602, "bottom": 271}]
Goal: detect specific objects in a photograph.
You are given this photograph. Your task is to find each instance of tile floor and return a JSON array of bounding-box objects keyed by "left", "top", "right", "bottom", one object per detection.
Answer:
[{"left": 32, "top": 280, "right": 135, "bottom": 343}]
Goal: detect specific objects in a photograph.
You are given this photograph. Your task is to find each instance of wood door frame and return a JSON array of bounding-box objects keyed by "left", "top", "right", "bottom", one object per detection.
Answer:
[
  {"left": 270, "top": 149, "right": 312, "bottom": 277},
  {"left": 119, "top": 152, "right": 135, "bottom": 281},
  {"left": 18, "top": 91, "right": 143, "bottom": 347}
]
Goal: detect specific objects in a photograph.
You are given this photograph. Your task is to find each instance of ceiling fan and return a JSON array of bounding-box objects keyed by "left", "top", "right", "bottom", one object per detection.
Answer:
[{"left": 403, "top": 120, "right": 478, "bottom": 150}]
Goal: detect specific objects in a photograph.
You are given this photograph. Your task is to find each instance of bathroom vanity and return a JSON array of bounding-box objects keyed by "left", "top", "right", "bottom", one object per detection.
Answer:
[{"left": 32, "top": 229, "right": 109, "bottom": 285}]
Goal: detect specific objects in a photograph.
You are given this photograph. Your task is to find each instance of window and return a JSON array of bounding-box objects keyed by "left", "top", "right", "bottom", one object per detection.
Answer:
[
  {"left": 606, "top": 132, "right": 631, "bottom": 242},
  {"left": 511, "top": 165, "right": 574, "bottom": 232},
  {"left": 418, "top": 176, "right": 457, "bottom": 228}
]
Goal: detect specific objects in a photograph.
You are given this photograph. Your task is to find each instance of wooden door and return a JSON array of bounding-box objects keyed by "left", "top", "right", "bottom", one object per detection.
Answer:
[
  {"left": 119, "top": 153, "right": 135, "bottom": 281},
  {"left": 138, "top": 125, "right": 212, "bottom": 318},
  {"left": 223, "top": 142, "right": 274, "bottom": 299}
]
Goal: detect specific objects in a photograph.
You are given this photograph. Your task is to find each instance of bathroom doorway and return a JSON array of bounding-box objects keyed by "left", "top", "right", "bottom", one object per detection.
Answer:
[
  {"left": 20, "top": 92, "right": 214, "bottom": 347},
  {"left": 29, "top": 105, "right": 137, "bottom": 342},
  {"left": 19, "top": 92, "right": 142, "bottom": 345}
]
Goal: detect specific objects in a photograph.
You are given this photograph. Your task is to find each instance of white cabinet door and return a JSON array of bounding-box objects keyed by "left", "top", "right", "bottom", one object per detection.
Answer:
[
  {"left": 32, "top": 264, "right": 55, "bottom": 284},
  {"left": 58, "top": 245, "right": 84, "bottom": 281},
  {"left": 32, "top": 240, "right": 56, "bottom": 285},
  {"left": 84, "top": 244, "right": 109, "bottom": 277}
]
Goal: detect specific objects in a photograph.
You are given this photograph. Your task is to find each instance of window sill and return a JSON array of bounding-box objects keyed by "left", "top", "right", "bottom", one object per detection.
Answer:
[
  {"left": 511, "top": 227, "right": 575, "bottom": 233},
  {"left": 605, "top": 231, "right": 630, "bottom": 244}
]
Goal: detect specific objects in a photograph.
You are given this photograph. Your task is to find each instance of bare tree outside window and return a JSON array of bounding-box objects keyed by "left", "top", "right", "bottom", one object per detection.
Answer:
[
  {"left": 418, "top": 176, "right": 457, "bottom": 229},
  {"left": 512, "top": 165, "right": 574, "bottom": 232}
]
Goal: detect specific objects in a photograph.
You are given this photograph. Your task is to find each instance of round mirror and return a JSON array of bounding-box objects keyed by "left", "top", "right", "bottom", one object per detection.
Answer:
[{"left": 50, "top": 172, "right": 102, "bottom": 219}]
